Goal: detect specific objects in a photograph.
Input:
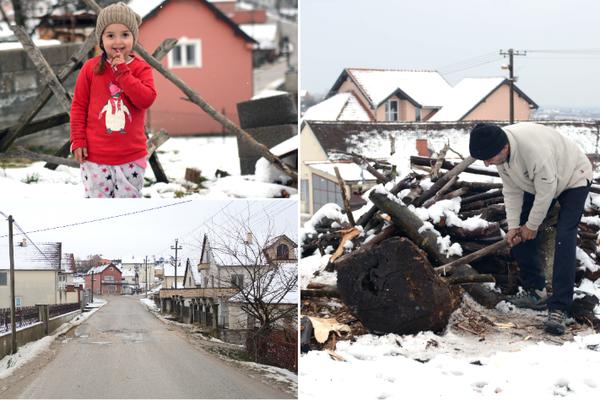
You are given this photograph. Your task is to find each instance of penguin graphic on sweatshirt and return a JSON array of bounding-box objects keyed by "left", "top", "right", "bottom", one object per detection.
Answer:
[{"left": 99, "top": 82, "right": 131, "bottom": 134}]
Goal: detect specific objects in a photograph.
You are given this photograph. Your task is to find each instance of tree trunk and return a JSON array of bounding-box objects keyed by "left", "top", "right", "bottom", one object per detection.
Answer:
[{"left": 336, "top": 237, "right": 462, "bottom": 335}]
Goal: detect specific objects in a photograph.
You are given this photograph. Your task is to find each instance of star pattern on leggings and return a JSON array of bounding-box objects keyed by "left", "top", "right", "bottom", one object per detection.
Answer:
[{"left": 132, "top": 171, "right": 139, "bottom": 178}]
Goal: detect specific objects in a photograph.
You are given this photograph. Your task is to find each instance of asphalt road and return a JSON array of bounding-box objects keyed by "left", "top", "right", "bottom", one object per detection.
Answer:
[{"left": 10, "top": 296, "right": 290, "bottom": 399}]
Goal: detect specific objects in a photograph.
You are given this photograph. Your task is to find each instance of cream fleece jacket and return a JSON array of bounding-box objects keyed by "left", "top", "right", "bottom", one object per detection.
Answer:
[{"left": 496, "top": 122, "right": 592, "bottom": 231}]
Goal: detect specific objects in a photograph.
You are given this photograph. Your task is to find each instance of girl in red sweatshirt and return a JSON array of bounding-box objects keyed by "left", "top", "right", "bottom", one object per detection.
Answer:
[{"left": 70, "top": 2, "right": 156, "bottom": 198}]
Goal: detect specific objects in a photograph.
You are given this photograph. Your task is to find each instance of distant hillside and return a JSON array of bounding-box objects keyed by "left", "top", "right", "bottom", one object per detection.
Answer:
[{"left": 533, "top": 107, "right": 600, "bottom": 120}]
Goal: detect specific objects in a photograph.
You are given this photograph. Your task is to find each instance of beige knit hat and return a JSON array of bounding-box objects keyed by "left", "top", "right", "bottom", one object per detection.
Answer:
[{"left": 95, "top": 2, "right": 142, "bottom": 48}]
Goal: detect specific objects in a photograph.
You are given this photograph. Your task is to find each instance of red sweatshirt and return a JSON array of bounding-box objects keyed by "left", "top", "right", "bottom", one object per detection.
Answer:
[{"left": 70, "top": 54, "right": 157, "bottom": 165}]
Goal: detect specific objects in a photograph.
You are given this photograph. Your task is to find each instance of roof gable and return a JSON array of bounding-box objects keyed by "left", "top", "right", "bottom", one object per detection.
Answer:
[
  {"left": 303, "top": 92, "right": 372, "bottom": 122},
  {"left": 128, "top": 0, "right": 256, "bottom": 44},
  {"left": 330, "top": 68, "right": 453, "bottom": 109},
  {"left": 430, "top": 77, "right": 538, "bottom": 121}
]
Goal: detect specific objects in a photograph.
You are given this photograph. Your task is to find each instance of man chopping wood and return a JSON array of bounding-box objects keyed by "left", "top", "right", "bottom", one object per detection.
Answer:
[{"left": 469, "top": 122, "right": 592, "bottom": 335}]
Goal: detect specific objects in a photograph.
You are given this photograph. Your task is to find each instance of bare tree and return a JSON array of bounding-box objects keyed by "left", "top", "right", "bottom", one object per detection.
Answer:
[{"left": 206, "top": 209, "right": 298, "bottom": 336}]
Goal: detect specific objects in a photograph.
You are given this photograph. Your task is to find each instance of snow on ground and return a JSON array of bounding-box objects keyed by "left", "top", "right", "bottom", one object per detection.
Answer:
[
  {"left": 0, "top": 298, "right": 107, "bottom": 380},
  {"left": 234, "top": 360, "right": 298, "bottom": 394},
  {"left": 139, "top": 297, "right": 159, "bottom": 312},
  {"left": 0, "top": 136, "right": 295, "bottom": 198},
  {"left": 300, "top": 330, "right": 600, "bottom": 399}
]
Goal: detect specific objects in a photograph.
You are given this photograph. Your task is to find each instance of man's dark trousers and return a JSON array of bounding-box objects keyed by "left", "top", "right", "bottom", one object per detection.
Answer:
[{"left": 510, "top": 183, "right": 590, "bottom": 313}]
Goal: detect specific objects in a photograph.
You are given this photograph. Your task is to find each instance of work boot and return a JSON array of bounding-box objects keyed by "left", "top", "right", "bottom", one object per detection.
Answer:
[
  {"left": 544, "top": 309, "right": 567, "bottom": 335},
  {"left": 507, "top": 288, "right": 547, "bottom": 310}
]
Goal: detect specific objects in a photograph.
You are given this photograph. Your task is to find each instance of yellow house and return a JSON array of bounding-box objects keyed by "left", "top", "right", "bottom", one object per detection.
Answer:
[
  {"left": 311, "top": 68, "right": 538, "bottom": 123},
  {"left": 0, "top": 240, "right": 60, "bottom": 308}
]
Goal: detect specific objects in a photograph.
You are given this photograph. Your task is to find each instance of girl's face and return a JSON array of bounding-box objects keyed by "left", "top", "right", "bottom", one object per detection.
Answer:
[{"left": 101, "top": 23, "right": 134, "bottom": 60}]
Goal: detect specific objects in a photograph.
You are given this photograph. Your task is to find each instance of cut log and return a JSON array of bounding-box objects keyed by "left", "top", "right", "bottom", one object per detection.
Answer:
[
  {"left": 369, "top": 191, "right": 451, "bottom": 265},
  {"left": 412, "top": 156, "right": 475, "bottom": 207},
  {"left": 460, "top": 197, "right": 504, "bottom": 212},
  {"left": 430, "top": 143, "right": 449, "bottom": 182},
  {"left": 336, "top": 237, "right": 462, "bottom": 335},
  {"left": 334, "top": 166, "right": 356, "bottom": 226},
  {"left": 351, "top": 155, "right": 390, "bottom": 184},
  {"left": 435, "top": 240, "right": 508, "bottom": 276},
  {"left": 454, "top": 181, "right": 503, "bottom": 192},
  {"left": 355, "top": 173, "right": 417, "bottom": 227},
  {"left": 410, "top": 156, "right": 498, "bottom": 178},
  {"left": 461, "top": 189, "right": 504, "bottom": 205},
  {"left": 422, "top": 176, "right": 457, "bottom": 208}
]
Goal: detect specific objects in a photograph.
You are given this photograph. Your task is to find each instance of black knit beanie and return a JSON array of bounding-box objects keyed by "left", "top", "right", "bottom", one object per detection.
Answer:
[{"left": 469, "top": 123, "right": 508, "bottom": 160}]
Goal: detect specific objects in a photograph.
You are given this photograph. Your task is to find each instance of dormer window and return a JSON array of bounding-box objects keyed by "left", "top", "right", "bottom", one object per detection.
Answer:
[
  {"left": 385, "top": 100, "right": 398, "bottom": 121},
  {"left": 276, "top": 244, "right": 289, "bottom": 260}
]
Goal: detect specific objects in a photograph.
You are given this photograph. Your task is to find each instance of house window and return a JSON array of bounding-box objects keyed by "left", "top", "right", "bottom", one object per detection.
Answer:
[
  {"left": 169, "top": 38, "right": 202, "bottom": 69},
  {"left": 211, "top": 275, "right": 215, "bottom": 288},
  {"left": 188, "top": 277, "right": 192, "bottom": 287},
  {"left": 231, "top": 274, "right": 244, "bottom": 288},
  {"left": 312, "top": 174, "right": 343, "bottom": 212},
  {"left": 15, "top": 297, "right": 22, "bottom": 307},
  {"left": 0, "top": 272, "right": 7, "bottom": 285},
  {"left": 203, "top": 277, "right": 208, "bottom": 287},
  {"left": 415, "top": 107, "right": 422, "bottom": 122},
  {"left": 385, "top": 100, "right": 398, "bottom": 121},
  {"left": 104, "top": 275, "right": 114, "bottom": 282},
  {"left": 276, "top": 244, "right": 289, "bottom": 260}
]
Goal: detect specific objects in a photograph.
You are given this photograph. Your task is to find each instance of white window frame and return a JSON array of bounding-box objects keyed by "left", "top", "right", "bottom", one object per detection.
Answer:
[
  {"left": 169, "top": 38, "right": 202, "bottom": 69},
  {"left": 385, "top": 100, "right": 399, "bottom": 121},
  {"left": 15, "top": 296, "right": 22, "bottom": 307}
]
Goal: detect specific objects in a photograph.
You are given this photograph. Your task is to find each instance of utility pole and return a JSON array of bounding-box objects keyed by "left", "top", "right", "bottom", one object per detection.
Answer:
[
  {"left": 171, "top": 239, "right": 182, "bottom": 289},
  {"left": 499, "top": 48, "right": 527, "bottom": 124},
  {"left": 144, "top": 255, "right": 148, "bottom": 297},
  {"left": 8, "top": 215, "right": 17, "bottom": 354},
  {"left": 91, "top": 271, "right": 94, "bottom": 303}
]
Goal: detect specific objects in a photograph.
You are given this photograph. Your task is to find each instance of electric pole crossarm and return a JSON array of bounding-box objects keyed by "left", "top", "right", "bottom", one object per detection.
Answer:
[{"left": 499, "top": 49, "right": 527, "bottom": 124}]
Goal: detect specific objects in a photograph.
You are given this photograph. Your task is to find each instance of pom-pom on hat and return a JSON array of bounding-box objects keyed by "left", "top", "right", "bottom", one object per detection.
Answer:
[
  {"left": 469, "top": 123, "right": 508, "bottom": 160},
  {"left": 95, "top": 2, "right": 142, "bottom": 47}
]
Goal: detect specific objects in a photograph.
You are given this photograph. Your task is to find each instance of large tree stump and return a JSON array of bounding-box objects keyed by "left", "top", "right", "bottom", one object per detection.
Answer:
[{"left": 337, "top": 237, "right": 461, "bottom": 335}]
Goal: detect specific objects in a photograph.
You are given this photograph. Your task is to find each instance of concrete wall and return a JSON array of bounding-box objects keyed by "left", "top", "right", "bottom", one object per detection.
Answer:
[
  {"left": 0, "top": 43, "right": 83, "bottom": 150},
  {"left": 0, "top": 309, "right": 80, "bottom": 359}
]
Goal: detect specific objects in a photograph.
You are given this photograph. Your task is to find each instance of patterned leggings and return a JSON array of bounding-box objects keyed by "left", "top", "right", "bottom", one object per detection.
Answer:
[{"left": 81, "top": 161, "right": 145, "bottom": 198}]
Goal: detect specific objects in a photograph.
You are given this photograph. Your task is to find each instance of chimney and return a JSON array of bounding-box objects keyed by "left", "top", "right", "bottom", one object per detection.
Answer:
[
  {"left": 19, "top": 238, "right": 27, "bottom": 247},
  {"left": 245, "top": 232, "right": 253, "bottom": 245},
  {"left": 416, "top": 138, "right": 431, "bottom": 157}
]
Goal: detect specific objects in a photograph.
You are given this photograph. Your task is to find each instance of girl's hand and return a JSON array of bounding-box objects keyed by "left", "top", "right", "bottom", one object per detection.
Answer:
[
  {"left": 74, "top": 147, "right": 88, "bottom": 163},
  {"left": 111, "top": 49, "right": 125, "bottom": 68}
]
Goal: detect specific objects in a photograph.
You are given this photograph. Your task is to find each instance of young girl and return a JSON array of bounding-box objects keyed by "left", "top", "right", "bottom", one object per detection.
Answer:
[{"left": 70, "top": 2, "right": 156, "bottom": 198}]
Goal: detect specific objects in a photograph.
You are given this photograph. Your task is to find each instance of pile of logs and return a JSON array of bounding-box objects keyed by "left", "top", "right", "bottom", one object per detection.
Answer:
[{"left": 301, "top": 152, "right": 600, "bottom": 349}]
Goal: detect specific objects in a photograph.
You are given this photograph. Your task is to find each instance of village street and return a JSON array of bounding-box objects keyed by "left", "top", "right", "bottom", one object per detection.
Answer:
[{"left": 1, "top": 296, "right": 290, "bottom": 399}]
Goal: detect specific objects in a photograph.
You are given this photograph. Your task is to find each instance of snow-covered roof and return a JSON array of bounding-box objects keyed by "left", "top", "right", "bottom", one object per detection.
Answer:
[
  {"left": 127, "top": 0, "right": 256, "bottom": 44},
  {"left": 429, "top": 77, "right": 505, "bottom": 121},
  {"left": 229, "top": 262, "right": 297, "bottom": 304},
  {"left": 239, "top": 23, "right": 278, "bottom": 50},
  {"left": 0, "top": 242, "right": 61, "bottom": 271},
  {"left": 128, "top": 0, "right": 165, "bottom": 19},
  {"left": 306, "top": 161, "right": 377, "bottom": 182},
  {"left": 0, "top": 21, "right": 12, "bottom": 39},
  {"left": 339, "top": 68, "right": 453, "bottom": 108},
  {"left": 61, "top": 253, "right": 75, "bottom": 273},
  {"left": 86, "top": 263, "right": 121, "bottom": 275},
  {"left": 121, "top": 255, "right": 146, "bottom": 265},
  {"left": 163, "top": 262, "right": 186, "bottom": 277},
  {"left": 269, "top": 135, "right": 298, "bottom": 157},
  {"left": 303, "top": 92, "right": 372, "bottom": 122},
  {"left": 0, "top": 39, "right": 60, "bottom": 51}
]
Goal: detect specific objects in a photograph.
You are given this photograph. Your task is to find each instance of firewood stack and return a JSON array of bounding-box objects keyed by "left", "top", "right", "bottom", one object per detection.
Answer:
[{"left": 301, "top": 153, "right": 600, "bottom": 350}]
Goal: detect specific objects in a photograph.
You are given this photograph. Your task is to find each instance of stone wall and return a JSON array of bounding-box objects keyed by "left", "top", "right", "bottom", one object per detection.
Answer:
[{"left": 0, "top": 43, "right": 84, "bottom": 151}]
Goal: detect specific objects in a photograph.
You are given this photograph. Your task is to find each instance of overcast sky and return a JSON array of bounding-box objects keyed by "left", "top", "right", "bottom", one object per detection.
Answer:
[
  {"left": 300, "top": 0, "right": 600, "bottom": 108},
  {"left": 0, "top": 199, "right": 297, "bottom": 264}
]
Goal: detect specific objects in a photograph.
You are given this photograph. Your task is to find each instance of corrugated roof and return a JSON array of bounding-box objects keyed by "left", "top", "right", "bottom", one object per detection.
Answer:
[
  {"left": 429, "top": 77, "right": 505, "bottom": 121},
  {"left": 303, "top": 93, "right": 372, "bottom": 122},
  {"left": 345, "top": 68, "right": 452, "bottom": 108},
  {"left": 0, "top": 241, "right": 61, "bottom": 271}
]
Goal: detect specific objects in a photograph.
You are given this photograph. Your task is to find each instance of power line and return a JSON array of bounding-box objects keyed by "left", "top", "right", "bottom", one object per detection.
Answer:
[
  {"left": 441, "top": 57, "right": 504, "bottom": 75},
  {"left": 437, "top": 52, "right": 498, "bottom": 72},
  {"left": 0, "top": 200, "right": 193, "bottom": 238}
]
